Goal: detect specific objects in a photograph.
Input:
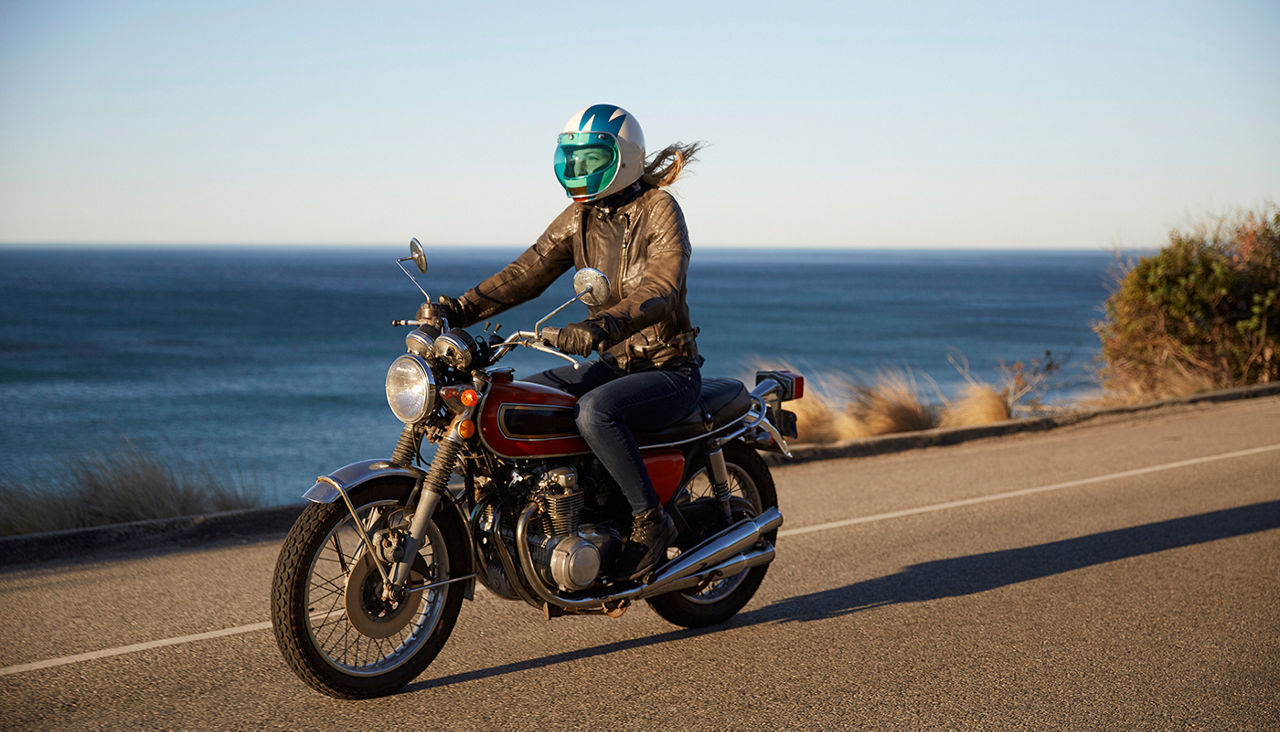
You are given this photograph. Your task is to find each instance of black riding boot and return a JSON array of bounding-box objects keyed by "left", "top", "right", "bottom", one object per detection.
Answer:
[{"left": 616, "top": 505, "right": 678, "bottom": 581}]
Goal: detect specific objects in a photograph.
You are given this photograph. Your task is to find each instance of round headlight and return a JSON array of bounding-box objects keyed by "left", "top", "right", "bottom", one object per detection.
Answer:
[{"left": 385, "top": 354, "right": 436, "bottom": 423}]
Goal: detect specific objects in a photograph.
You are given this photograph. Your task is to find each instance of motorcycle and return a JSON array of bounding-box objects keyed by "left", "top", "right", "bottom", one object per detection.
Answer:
[{"left": 270, "top": 239, "right": 803, "bottom": 698}]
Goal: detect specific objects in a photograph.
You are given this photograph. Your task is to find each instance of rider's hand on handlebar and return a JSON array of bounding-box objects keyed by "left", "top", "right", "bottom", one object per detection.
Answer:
[
  {"left": 424, "top": 295, "right": 469, "bottom": 328},
  {"left": 557, "top": 321, "right": 608, "bottom": 357}
]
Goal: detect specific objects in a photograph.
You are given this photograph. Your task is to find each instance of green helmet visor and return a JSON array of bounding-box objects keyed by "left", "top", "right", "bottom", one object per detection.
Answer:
[{"left": 554, "top": 132, "right": 620, "bottom": 200}]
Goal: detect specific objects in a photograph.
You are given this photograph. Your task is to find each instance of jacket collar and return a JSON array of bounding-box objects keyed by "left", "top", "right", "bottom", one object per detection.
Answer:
[{"left": 587, "top": 182, "right": 647, "bottom": 215}]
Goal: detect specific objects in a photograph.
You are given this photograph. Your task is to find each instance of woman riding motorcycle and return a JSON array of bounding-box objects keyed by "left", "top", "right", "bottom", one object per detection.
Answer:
[{"left": 436, "top": 104, "right": 704, "bottom": 580}]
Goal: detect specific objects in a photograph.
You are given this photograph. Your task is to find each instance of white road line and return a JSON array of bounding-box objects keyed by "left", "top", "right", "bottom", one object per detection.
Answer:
[
  {"left": 3, "top": 442, "right": 1277, "bottom": 678},
  {"left": 778, "top": 442, "right": 1280, "bottom": 538},
  {"left": 0, "top": 622, "right": 272, "bottom": 677}
]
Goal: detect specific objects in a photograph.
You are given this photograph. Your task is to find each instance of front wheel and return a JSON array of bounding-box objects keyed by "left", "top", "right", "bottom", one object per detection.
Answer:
[
  {"left": 270, "top": 479, "right": 465, "bottom": 699},
  {"left": 648, "top": 441, "right": 779, "bottom": 628}
]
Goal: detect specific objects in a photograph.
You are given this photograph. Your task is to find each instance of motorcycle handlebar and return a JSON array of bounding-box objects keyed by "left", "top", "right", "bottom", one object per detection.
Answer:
[
  {"left": 393, "top": 320, "right": 582, "bottom": 369},
  {"left": 497, "top": 329, "right": 582, "bottom": 369}
]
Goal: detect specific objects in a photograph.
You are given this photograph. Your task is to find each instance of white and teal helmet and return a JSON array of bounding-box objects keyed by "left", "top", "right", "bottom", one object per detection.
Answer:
[{"left": 554, "top": 104, "right": 646, "bottom": 202}]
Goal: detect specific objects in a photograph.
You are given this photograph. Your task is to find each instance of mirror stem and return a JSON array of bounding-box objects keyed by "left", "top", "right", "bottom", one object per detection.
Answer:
[
  {"left": 533, "top": 288, "right": 590, "bottom": 336},
  {"left": 396, "top": 258, "right": 432, "bottom": 303}
]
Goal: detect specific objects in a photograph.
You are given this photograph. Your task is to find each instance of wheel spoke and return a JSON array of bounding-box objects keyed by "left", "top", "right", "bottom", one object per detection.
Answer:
[
  {"left": 296, "top": 496, "right": 451, "bottom": 675},
  {"left": 679, "top": 462, "right": 758, "bottom": 603},
  {"left": 331, "top": 534, "right": 349, "bottom": 574}
]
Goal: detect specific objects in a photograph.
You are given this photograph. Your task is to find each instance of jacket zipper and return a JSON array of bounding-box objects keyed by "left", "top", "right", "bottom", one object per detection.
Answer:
[{"left": 617, "top": 215, "right": 631, "bottom": 303}]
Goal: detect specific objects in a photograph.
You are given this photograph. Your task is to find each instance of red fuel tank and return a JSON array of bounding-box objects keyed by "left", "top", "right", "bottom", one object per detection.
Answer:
[
  {"left": 478, "top": 380, "right": 688, "bottom": 501},
  {"left": 478, "top": 379, "right": 591, "bottom": 458}
]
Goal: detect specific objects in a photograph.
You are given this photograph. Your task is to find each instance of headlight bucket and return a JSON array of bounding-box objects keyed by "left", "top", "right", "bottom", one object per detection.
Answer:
[{"left": 385, "top": 354, "right": 437, "bottom": 423}]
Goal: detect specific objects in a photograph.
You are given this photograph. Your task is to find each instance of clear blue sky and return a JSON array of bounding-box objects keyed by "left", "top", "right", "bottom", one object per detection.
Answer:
[{"left": 2, "top": 0, "right": 1277, "bottom": 249}]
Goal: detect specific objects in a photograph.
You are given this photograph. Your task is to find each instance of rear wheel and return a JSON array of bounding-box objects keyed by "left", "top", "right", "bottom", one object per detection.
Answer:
[
  {"left": 648, "top": 441, "right": 778, "bottom": 627},
  {"left": 270, "top": 479, "right": 465, "bottom": 699}
]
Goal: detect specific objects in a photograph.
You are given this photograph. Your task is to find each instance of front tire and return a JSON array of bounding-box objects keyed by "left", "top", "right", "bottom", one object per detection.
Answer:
[
  {"left": 648, "top": 441, "right": 778, "bottom": 628},
  {"left": 270, "top": 479, "right": 465, "bottom": 699}
]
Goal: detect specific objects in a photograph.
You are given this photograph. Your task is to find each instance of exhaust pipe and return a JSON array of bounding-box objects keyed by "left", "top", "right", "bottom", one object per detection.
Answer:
[
  {"left": 637, "top": 544, "right": 775, "bottom": 599},
  {"left": 515, "top": 504, "right": 783, "bottom": 611}
]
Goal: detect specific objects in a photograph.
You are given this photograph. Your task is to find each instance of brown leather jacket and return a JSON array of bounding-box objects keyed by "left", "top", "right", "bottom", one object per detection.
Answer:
[{"left": 456, "top": 183, "right": 699, "bottom": 372}]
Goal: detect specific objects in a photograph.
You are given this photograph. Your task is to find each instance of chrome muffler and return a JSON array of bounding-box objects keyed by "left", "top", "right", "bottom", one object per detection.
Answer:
[{"left": 636, "top": 506, "right": 783, "bottom": 599}]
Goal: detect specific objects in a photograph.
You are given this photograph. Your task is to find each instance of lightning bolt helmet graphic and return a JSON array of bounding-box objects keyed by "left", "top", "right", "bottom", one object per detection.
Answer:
[{"left": 553, "top": 104, "right": 646, "bottom": 202}]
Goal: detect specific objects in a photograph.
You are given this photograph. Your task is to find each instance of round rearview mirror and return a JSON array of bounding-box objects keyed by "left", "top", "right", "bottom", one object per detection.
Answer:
[
  {"left": 573, "top": 268, "right": 610, "bottom": 307},
  {"left": 409, "top": 238, "right": 428, "bottom": 274}
]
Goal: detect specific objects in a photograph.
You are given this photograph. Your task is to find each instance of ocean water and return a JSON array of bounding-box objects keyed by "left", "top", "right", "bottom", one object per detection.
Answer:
[{"left": 0, "top": 245, "right": 1121, "bottom": 506}]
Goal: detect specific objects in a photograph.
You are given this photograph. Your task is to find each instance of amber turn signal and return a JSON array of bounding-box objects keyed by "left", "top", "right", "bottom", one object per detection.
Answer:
[
  {"left": 460, "top": 389, "right": 479, "bottom": 407},
  {"left": 457, "top": 419, "right": 476, "bottom": 439}
]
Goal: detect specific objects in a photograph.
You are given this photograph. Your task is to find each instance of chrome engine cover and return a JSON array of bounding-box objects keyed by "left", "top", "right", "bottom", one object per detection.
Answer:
[{"left": 549, "top": 536, "right": 601, "bottom": 591}]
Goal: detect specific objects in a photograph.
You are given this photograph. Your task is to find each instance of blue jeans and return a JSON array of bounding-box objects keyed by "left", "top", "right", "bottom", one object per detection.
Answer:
[{"left": 525, "top": 360, "right": 702, "bottom": 514}]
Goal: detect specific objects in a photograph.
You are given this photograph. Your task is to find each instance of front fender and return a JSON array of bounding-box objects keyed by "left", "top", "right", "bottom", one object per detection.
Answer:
[{"left": 302, "top": 459, "right": 426, "bottom": 504}]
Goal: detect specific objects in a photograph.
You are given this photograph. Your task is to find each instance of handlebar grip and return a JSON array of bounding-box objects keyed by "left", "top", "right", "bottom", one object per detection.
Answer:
[{"left": 539, "top": 326, "right": 560, "bottom": 345}]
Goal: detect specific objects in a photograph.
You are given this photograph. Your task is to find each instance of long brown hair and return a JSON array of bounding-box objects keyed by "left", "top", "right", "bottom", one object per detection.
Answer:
[{"left": 640, "top": 141, "right": 705, "bottom": 188}]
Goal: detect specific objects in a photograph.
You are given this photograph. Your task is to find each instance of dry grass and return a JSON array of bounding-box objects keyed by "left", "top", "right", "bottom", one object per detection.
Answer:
[
  {"left": 1076, "top": 369, "right": 1219, "bottom": 409},
  {"left": 939, "top": 384, "right": 1012, "bottom": 427},
  {"left": 756, "top": 353, "right": 1068, "bottom": 445},
  {"left": 789, "top": 389, "right": 869, "bottom": 443},
  {"left": 755, "top": 364, "right": 942, "bottom": 443},
  {"left": 849, "top": 369, "right": 939, "bottom": 435},
  {"left": 0, "top": 447, "right": 259, "bottom": 537}
]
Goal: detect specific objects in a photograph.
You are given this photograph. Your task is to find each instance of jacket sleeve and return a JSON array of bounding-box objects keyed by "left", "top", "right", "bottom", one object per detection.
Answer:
[
  {"left": 590, "top": 192, "right": 690, "bottom": 344},
  {"left": 456, "top": 205, "right": 578, "bottom": 326}
]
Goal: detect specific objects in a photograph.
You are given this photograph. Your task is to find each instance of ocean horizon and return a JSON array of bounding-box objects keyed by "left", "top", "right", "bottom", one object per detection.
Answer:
[{"left": 1, "top": 244, "right": 1132, "bottom": 505}]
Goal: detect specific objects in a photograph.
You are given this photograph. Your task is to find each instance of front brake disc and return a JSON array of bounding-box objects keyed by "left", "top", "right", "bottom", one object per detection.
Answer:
[{"left": 343, "top": 553, "right": 427, "bottom": 639}]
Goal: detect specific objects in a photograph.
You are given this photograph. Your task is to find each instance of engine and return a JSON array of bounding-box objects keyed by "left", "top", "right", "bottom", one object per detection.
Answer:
[
  {"left": 477, "top": 464, "right": 624, "bottom": 597},
  {"left": 525, "top": 467, "right": 622, "bottom": 591}
]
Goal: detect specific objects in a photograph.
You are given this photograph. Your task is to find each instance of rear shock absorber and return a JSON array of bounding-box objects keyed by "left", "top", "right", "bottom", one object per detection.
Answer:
[{"left": 706, "top": 445, "right": 734, "bottom": 522}]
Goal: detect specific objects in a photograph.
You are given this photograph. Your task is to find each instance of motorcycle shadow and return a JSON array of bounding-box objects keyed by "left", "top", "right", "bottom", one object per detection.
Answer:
[
  {"left": 406, "top": 625, "right": 726, "bottom": 693},
  {"left": 406, "top": 499, "right": 1277, "bottom": 692},
  {"left": 736, "top": 498, "right": 1280, "bottom": 625}
]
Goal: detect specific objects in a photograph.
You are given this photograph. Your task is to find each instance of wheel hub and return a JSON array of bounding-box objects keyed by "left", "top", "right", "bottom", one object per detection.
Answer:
[{"left": 344, "top": 553, "right": 424, "bottom": 638}]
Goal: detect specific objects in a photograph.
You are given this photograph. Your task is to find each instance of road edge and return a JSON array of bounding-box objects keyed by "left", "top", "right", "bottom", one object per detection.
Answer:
[
  {"left": 0, "top": 504, "right": 304, "bottom": 567},
  {"left": 767, "top": 381, "right": 1280, "bottom": 465},
  {"left": 3, "top": 382, "right": 1277, "bottom": 567}
]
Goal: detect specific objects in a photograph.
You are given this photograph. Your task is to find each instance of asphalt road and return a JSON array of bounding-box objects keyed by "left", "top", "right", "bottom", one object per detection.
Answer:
[{"left": 2, "top": 397, "right": 1278, "bottom": 729}]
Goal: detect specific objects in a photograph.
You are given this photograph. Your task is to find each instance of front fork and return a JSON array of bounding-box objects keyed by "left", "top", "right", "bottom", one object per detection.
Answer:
[
  {"left": 389, "top": 431, "right": 462, "bottom": 587},
  {"left": 383, "top": 407, "right": 475, "bottom": 596}
]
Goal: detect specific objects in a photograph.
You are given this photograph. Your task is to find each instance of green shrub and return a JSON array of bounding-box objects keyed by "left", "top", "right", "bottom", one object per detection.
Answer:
[{"left": 1095, "top": 205, "right": 1280, "bottom": 399}]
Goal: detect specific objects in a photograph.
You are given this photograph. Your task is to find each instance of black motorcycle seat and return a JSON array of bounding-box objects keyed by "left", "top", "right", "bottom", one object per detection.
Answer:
[{"left": 635, "top": 377, "right": 752, "bottom": 446}]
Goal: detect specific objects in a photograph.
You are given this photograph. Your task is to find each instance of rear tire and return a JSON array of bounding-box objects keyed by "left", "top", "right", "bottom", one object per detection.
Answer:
[
  {"left": 270, "top": 479, "right": 465, "bottom": 699},
  {"left": 648, "top": 441, "right": 778, "bottom": 628}
]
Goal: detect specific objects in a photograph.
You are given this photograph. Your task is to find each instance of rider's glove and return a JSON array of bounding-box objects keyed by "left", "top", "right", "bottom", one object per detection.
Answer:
[
  {"left": 422, "top": 295, "right": 472, "bottom": 328},
  {"left": 557, "top": 321, "right": 608, "bottom": 357}
]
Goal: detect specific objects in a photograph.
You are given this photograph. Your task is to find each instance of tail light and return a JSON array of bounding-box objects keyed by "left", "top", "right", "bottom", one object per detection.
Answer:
[{"left": 755, "top": 369, "right": 804, "bottom": 401}]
